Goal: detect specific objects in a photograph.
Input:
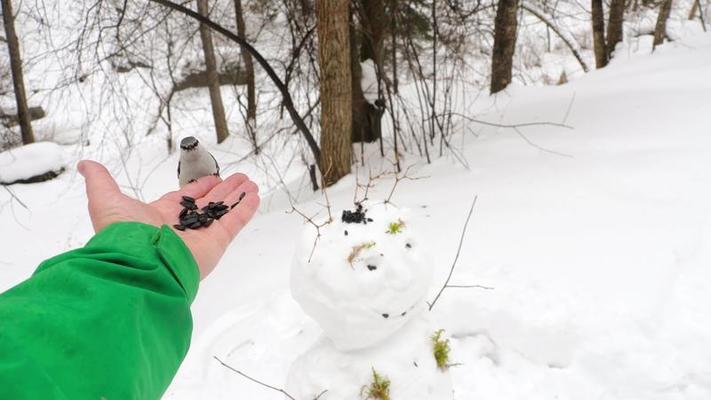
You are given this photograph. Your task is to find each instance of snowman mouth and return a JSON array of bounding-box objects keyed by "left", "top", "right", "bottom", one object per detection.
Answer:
[{"left": 378, "top": 303, "right": 417, "bottom": 319}]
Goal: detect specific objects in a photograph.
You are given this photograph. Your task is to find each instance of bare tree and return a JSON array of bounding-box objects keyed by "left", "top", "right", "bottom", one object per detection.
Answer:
[
  {"left": 653, "top": 0, "right": 673, "bottom": 50},
  {"left": 317, "top": 0, "right": 352, "bottom": 186},
  {"left": 196, "top": 0, "right": 229, "bottom": 143},
  {"left": 490, "top": 0, "right": 519, "bottom": 94},
  {"left": 688, "top": 0, "right": 707, "bottom": 31},
  {"left": 1, "top": 0, "right": 34, "bottom": 144},
  {"left": 233, "top": 0, "right": 257, "bottom": 151},
  {"left": 591, "top": 0, "right": 608, "bottom": 68},
  {"left": 606, "top": 0, "right": 626, "bottom": 58}
]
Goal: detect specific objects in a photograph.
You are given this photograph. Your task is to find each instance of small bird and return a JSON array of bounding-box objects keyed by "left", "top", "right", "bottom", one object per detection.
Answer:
[{"left": 177, "top": 136, "right": 220, "bottom": 187}]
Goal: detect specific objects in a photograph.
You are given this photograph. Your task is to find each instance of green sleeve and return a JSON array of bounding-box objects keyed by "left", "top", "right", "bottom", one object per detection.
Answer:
[{"left": 0, "top": 222, "right": 200, "bottom": 400}]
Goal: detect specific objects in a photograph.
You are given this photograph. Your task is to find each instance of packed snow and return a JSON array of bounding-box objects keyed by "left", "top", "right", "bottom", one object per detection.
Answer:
[
  {"left": 291, "top": 203, "right": 432, "bottom": 350},
  {"left": 0, "top": 142, "right": 66, "bottom": 184}
]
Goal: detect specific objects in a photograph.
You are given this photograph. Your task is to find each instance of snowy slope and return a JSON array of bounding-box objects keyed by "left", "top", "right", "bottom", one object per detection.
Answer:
[{"left": 160, "top": 33, "right": 711, "bottom": 399}]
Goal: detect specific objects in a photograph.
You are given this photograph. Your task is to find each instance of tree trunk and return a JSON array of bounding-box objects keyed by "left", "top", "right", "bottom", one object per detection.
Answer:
[
  {"left": 653, "top": 0, "right": 673, "bottom": 49},
  {"left": 591, "top": 0, "right": 608, "bottom": 68},
  {"left": 490, "top": 0, "right": 519, "bottom": 94},
  {"left": 606, "top": 0, "right": 625, "bottom": 58},
  {"left": 196, "top": 0, "right": 229, "bottom": 143},
  {"left": 317, "top": 0, "right": 352, "bottom": 186},
  {"left": 351, "top": 2, "right": 383, "bottom": 144},
  {"left": 233, "top": 0, "right": 257, "bottom": 151},
  {"left": 1, "top": 0, "right": 34, "bottom": 144}
]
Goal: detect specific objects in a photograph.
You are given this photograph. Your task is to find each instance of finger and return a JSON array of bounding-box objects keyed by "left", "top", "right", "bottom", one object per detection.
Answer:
[
  {"left": 195, "top": 172, "right": 249, "bottom": 207},
  {"left": 163, "top": 174, "right": 222, "bottom": 202},
  {"left": 78, "top": 160, "right": 121, "bottom": 203},
  {"left": 218, "top": 190, "right": 260, "bottom": 238}
]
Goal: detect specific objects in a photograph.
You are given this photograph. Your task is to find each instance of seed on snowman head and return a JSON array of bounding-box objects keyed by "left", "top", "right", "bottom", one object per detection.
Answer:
[
  {"left": 344, "top": 230, "right": 348, "bottom": 236},
  {"left": 405, "top": 243, "right": 412, "bottom": 248},
  {"left": 381, "top": 313, "right": 389, "bottom": 319},
  {"left": 342, "top": 203, "right": 368, "bottom": 224},
  {"left": 401, "top": 311, "right": 407, "bottom": 316},
  {"left": 367, "top": 264, "right": 377, "bottom": 271}
]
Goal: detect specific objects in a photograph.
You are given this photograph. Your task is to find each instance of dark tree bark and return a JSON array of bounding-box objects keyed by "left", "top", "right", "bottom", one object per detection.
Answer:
[
  {"left": 653, "top": 0, "right": 673, "bottom": 50},
  {"left": 591, "top": 0, "right": 608, "bottom": 68},
  {"left": 317, "top": 0, "right": 352, "bottom": 186},
  {"left": 351, "top": 2, "right": 384, "bottom": 144},
  {"left": 233, "top": 0, "right": 257, "bottom": 151},
  {"left": 490, "top": 0, "right": 519, "bottom": 94},
  {"left": 196, "top": 0, "right": 229, "bottom": 143},
  {"left": 606, "top": 0, "right": 626, "bottom": 58},
  {"left": 1, "top": 0, "right": 34, "bottom": 144}
]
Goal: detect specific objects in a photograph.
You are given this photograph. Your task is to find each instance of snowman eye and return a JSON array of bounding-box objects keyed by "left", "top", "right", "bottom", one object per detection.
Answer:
[
  {"left": 367, "top": 264, "right": 377, "bottom": 271},
  {"left": 405, "top": 243, "right": 412, "bottom": 249}
]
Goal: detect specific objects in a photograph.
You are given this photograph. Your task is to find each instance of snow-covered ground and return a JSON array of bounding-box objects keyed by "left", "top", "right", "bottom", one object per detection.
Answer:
[{"left": 1, "top": 7, "right": 711, "bottom": 400}]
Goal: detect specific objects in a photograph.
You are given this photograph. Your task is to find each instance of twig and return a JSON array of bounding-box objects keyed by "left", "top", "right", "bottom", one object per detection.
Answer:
[
  {"left": 384, "top": 164, "right": 428, "bottom": 204},
  {"left": 2, "top": 185, "right": 29, "bottom": 210},
  {"left": 562, "top": 92, "right": 576, "bottom": 125},
  {"left": 213, "top": 356, "right": 298, "bottom": 400},
  {"left": 429, "top": 196, "right": 479, "bottom": 311},
  {"left": 440, "top": 112, "right": 574, "bottom": 130},
  {"left": 445, "top": 284, "right": 494, "bottom": 290},
  {"left": 512, "top": 127, "right": 573, "bottom": 158}
]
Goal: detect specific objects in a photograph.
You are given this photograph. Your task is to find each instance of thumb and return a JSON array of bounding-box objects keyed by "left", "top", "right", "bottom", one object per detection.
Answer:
[{"left": 78, "top": 160, "right": 121, "bottom": 202}]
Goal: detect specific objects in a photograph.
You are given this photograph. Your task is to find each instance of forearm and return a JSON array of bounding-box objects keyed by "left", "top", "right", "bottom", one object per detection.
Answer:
[{"left": 0, "top": 222, "right": 199, "bottom": 399}]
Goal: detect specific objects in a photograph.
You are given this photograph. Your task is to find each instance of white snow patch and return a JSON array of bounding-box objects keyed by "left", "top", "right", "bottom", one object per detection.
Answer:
[{"left": 0, "top": 142, "right": 66, "bottom": 184}]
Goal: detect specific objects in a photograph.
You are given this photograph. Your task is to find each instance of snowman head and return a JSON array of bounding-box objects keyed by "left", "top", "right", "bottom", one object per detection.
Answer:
[{"left": 291, "top": 203, "right": 433, "bottom": 351}]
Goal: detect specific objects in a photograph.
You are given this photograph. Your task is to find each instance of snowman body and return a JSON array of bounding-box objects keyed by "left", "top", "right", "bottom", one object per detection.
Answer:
[{"left": 287, "top": 203, "right": 453, "bottom": 399}]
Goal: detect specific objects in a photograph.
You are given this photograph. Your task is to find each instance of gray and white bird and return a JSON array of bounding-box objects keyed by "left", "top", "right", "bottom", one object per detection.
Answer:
[{"left": 177, "top": 136, "right": 220, "bottom": 187}]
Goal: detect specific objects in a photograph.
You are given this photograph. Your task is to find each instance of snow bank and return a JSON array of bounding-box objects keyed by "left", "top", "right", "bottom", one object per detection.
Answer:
[{"left": 0, "top": 142, "right": 66, "bottom": 184}]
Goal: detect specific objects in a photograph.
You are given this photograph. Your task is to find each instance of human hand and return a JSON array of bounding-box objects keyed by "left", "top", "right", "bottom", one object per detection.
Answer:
[{"left": 78, "top": 160, "right": 260, "bottom": 279}]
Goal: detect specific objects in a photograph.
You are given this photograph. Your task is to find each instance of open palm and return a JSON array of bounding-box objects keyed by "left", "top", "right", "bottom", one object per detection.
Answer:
[{"left": 78, "top": 160, "right": 260, "bottom": 278}]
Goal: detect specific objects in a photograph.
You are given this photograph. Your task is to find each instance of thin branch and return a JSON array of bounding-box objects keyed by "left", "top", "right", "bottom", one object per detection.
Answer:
[
  {"left": 512, "top": 127, "right": 573, "bottom": 158},
  {"left": 521, "top": 3, "right": 590, "bottom": 73},
  {"left": 213, "top": 356, "right": 298, "bottom": 400},
  {"left": 429, "top": 196, "right": 478, "bottom": 311},
  {"left": 446, "top": 284, "right": 494, "bottom": 290},
  {"left": 440, "top": 112, "right": 573, "bottom": 130},
  {"left": 146, "top": 0, "right": 322, "bottom": 166},
  {"left": 2, "top": 184, "right": 29, "bottom": 210}
]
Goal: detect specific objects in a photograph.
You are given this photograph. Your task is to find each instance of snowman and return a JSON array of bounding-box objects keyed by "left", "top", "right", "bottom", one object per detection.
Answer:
[{"left": 286, "top": 202, "right": 453, "bottom": 399}]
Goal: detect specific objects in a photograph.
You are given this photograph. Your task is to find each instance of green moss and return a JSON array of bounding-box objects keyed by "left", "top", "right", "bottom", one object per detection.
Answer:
[
  {"left": 386, "top": 219, "right": 405, "bottom": 234},
  {"left": 362, "top": 368, "right": 391, "bottom": 400},
  {"left": 431, "top": 329, "right": 451, "bottom": 370}
]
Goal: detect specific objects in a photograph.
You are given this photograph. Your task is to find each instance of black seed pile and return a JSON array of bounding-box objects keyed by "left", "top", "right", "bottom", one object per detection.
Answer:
[
  {"left": 342, "top": 203, "right": 373, "bottom": 224},
  {"left": 173, "top": 193, "right": 246, "bottom": 231}
]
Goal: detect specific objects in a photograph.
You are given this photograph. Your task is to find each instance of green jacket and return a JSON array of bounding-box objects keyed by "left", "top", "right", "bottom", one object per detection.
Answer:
[{"left": 0, "top": 222, "right": 200, "bottom": 399}]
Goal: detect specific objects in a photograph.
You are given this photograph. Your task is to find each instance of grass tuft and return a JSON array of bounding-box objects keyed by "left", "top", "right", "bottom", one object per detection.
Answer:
[
  {"left": 386, "top": 219, "right": 405, "bottom": 234},
  {"left": 431, "top": 329, "right": 451, "bottom": 370},
  {"left": 362, "top": 368, "right": 391, "bottom": 400}
]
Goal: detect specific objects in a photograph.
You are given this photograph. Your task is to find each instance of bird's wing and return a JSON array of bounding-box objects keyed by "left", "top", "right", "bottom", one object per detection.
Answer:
[
  {"left": 210, "top": 153, "right": 220, "bottom": 176},
  {"left": 177, "top": 161, "right": 181, "bottom": 178}
]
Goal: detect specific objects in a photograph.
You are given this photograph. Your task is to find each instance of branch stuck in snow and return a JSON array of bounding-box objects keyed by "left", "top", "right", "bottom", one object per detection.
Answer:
[{"left": 428, "top": 196, "right": 491, "bottom": 311}]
